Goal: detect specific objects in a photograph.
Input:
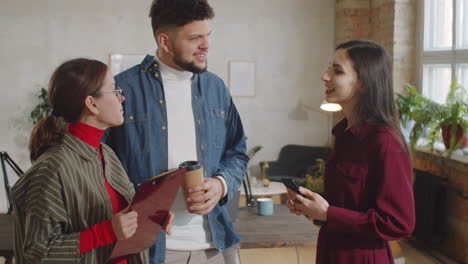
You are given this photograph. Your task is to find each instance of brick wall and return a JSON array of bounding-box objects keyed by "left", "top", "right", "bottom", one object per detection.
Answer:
[{"left": 334, "top": 0, "right": 417, "bottom": 94}]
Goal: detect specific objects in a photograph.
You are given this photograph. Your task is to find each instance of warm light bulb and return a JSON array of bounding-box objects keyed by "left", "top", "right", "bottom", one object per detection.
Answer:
[{"left": 320, "top": 101, "right": 342, "bottom": 112}]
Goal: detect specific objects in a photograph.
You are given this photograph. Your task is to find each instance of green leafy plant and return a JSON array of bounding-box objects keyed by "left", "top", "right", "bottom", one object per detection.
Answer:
[
  {"left": 29, "top": 87, "right": 66, "bottom": 128},
  {"left": 298, "top": 158, "right": 325, "bottom": 193},
  {"left": 30, "top": 87, "right": 52, "bottom": 124},
  {"left": 396, "top": 82, "right": 467, "bottom": 157},
  {"left": 438, "top": 81, "right": 468, "bottom": 156},
  {"left": 247, "top": 145, "right": 263, "bottom": 159},
  {"left": 396, "top": 84, "right": 443, "bottom": 153}
]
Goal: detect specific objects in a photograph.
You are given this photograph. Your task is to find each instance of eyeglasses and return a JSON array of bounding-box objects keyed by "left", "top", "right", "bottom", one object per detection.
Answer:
[{"left": 90, "top": 88, "right": 124, "bottom": 100}]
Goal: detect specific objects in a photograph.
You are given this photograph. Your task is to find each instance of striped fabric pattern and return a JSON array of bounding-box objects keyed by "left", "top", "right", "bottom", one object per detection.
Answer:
[{"left": 12, "top": 133, "right": 148, "bottom": 264}]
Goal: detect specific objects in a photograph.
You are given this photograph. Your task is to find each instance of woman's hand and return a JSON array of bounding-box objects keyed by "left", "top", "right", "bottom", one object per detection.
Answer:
[
  {"left": 290, "top": 187, "right": 329, "bottom": 222},
  {"left": 112, "top": 205, "right": 138, "bottom": 240},
  {"left": 286, "top": 189, "right": 303, "bottom": 216},
  {"left": 162, "top": 212, "right": 174, "bottom": 235}
]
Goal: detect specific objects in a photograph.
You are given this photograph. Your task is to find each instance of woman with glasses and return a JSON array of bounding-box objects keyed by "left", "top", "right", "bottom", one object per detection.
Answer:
[
  {"left": 12, "top": 58, "right": 172, "bottom": 264},
  {"left": 286, "top": 41, "right": 415, "bottom": 264}
]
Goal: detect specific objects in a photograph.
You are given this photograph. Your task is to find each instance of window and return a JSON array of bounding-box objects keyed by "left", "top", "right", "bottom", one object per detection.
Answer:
[{"left": 421, "top": 0, "right": 468, "bottom": 104}]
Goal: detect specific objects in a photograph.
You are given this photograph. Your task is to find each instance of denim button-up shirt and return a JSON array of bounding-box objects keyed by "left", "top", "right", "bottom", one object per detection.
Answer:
[{"left": 104, "top": 55, "right": 249, "bottom": 264}]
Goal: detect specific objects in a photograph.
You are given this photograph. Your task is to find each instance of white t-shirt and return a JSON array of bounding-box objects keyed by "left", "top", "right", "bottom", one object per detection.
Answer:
[{"left": 155, "top": 57, "right": 214, "bottom": 251}]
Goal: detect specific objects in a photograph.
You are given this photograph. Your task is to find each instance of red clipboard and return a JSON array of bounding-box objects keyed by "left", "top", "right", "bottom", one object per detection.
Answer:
[{"left": 110, "top": 168, "right": 185, "bottom": 261}]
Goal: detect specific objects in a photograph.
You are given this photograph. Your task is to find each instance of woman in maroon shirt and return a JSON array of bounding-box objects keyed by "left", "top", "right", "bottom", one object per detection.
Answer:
[{"left": 287, "top": 40, "right": 415, "bottom": 264}]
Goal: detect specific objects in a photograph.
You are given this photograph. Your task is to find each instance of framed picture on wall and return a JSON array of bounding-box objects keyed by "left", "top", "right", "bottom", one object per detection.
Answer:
[
  {"left": 109, "top": 54, "right": 146, "bottom": 75},
  {"left": 228, "top": 60, "right": 255, "bottom": 97}
]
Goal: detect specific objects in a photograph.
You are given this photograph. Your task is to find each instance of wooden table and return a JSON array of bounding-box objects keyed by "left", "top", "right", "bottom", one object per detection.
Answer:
[
  {"left": 0, "top": 214, "right": 14, "bottom": 264},
  {"left": 234, "top": 204, "right": 319, "bottom": 249},
  {"left": 233, "top": 205, "right": 320, "bottom": 264}
]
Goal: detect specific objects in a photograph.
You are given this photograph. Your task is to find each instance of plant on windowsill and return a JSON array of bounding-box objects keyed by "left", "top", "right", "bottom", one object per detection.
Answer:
[
  {"left": 396, "top": 82, "right": 468, "bottom": 158},
  {"left": 396, "top": 84, "right": 442, "bottom": 154},
  {"left": 437, "top": 81, "right": 468, "bottom": 157}
]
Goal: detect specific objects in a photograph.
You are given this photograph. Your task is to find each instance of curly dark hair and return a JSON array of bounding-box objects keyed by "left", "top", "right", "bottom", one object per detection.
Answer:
[{"left": 149, "top": 0, "right": 215, "bottom": 36}]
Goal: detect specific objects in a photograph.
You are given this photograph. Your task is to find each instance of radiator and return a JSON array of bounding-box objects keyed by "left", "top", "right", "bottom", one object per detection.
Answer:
[{"left": 413, "top": 169, "right": 447, "bottom": 246}]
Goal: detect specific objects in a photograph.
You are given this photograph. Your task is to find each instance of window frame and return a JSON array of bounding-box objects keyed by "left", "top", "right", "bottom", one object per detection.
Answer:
[
  {"left": 419, "top": 0, "right": 468, "bottom": 97},
  {"left": 416, "top": 0, "right": 468, "bottom": 158}
]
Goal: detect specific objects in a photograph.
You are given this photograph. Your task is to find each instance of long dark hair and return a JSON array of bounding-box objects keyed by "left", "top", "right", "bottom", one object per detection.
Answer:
[
  {"left": 29, "top": 58, "right": 108, "bottom": 161},
  {"left": 336, "top": 40, "right": 408, "bottom": 151}
]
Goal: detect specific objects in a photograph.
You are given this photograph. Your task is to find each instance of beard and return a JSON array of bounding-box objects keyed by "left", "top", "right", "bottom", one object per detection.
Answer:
[{"left": 173, "top": 52, "right": 208, "bottom": 74}]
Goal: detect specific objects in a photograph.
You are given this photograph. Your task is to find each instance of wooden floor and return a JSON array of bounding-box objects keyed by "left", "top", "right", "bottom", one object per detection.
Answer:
[
  {"left": 240, "top": 246, "right": 315, "bottom": 264},
  {"left": 238, "top": 240, "right": 458, "bottom": 264},
  {"left": 0, "top": 241, "right": 459, "bottom": 264}
]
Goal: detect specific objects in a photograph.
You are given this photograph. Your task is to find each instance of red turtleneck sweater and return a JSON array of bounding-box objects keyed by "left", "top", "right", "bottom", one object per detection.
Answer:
[{"left": 68, "top": 122, "right": 128, "bottom": 263}]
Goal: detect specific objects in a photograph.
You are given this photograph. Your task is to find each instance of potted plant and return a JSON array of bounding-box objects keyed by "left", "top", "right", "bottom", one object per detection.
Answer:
[
  {"left": 396, "top": 82, "right": 468, "bottom": 158},
  {"left": 438, "top": 81, "right": 468, "bottom": 157},
  {"left": 396, "top": 84, "right": 443, "bottom": 153}
]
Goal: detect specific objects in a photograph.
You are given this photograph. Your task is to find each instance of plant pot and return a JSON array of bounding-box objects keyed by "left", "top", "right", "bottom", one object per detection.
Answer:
[{"left": 441, "top": 125, "right": 468, "bottom": 149}]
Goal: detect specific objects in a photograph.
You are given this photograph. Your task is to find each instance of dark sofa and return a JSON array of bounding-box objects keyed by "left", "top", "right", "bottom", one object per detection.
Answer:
[{"left": 259, "top": 145, "right": 331, "bottom": 182}]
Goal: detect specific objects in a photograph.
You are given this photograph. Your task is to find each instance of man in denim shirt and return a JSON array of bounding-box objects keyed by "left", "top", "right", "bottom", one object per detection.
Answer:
[{"left": 104, "top": 0, "right": 248, "bottom": 263}]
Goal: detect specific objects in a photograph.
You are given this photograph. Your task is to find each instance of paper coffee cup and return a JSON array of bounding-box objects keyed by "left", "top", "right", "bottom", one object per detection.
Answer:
[{"left": 179, "top": 161, "right": 205, "bottom": 206}]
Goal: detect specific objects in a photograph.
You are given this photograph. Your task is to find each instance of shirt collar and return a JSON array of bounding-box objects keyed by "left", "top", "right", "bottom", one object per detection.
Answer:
[
  {"left": 62, "top": 133, "right": 99, "bottom": 161},
  {"left": 139, "top": 53, "right": 202, "bottom": 95},
  {"left": 332, "top": 118, "right": 382, "bottom": 141},
  {"left": 140, "top": 54, "right": 157, "bottom": 72},
  {"left": 154, "top": 55, "right": 193, "bottom": 81},
  {"left": 67, "top": 122, "right": 105, "bottom": 149}
]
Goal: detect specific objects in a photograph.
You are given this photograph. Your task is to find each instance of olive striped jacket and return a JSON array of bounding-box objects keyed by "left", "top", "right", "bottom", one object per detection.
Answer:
[{"left": 12, "top": 133, "right": 148, "bottom": 263}]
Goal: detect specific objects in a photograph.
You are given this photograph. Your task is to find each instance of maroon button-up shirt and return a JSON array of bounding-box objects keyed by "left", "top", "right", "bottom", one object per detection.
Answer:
[{"left": 317, "top": 119, "right": 415, "bottom": 264}]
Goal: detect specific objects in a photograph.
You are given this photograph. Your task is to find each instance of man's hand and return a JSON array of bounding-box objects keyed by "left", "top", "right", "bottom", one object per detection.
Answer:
[
  {"left": 112, "top": 205, "right": 138, "bottom": 240},
  {"left": 186, "top": 177, "right": 224, "bottom": 215}
]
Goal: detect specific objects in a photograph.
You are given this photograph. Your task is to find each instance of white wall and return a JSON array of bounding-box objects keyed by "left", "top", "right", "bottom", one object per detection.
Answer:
[{"left": 0, "top": 0, "right": 335, "bottom": 212}]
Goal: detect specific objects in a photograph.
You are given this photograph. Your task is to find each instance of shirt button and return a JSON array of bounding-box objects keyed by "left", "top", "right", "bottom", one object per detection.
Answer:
[
  {"left": 159, "top": 100, "right": 164, "bottom": 104},
  {"left": 201, "top": 145, "right": 204, "bottom": 150},
  {"left": 154, "top": 73, "right": 159, "bottom": 78},
  {"left": 195, "top": 96, "right": 198, "bottom": 100},
  {"left": 154, "top": 63, "right": 158, "bottom": 67},
  {"left": 129, "top": 116, "right": 134, "bottom": 120},
  {"left": 198, "top": 120, "right": 201, "bottom": 125},
  {"left": 162, "top": 126, "right": 166, "bottom": 130}
]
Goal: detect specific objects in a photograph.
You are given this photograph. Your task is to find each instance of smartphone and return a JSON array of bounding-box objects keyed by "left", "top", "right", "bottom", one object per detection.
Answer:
[
  {"left": 281, "top": 178, "right": 305, "bottom": 197},
  {"left": 282, "top": 178, "right": 324, "bottom": 226}
]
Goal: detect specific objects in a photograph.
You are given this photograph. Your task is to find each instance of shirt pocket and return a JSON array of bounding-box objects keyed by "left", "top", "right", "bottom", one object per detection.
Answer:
[
  {"left": 123, "top": 112, "right": 149, "bottom": 154},
  {"left": 335, "top": 161, "right": 368, "bottom": 185},
  {"left": 209, "top": 108, "right": 227, "bottom": 148},
  {"left": 333, "top": 161, "right": 369, "bottom": 208}
]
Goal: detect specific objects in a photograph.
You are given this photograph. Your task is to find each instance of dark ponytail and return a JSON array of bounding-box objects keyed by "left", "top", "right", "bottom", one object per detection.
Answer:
[
  {"left": 29, "top": 115, "right": 64, "bottom": 161},
  {"left": 28, "top": 58, "right": 108, "bottom": 161}
]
